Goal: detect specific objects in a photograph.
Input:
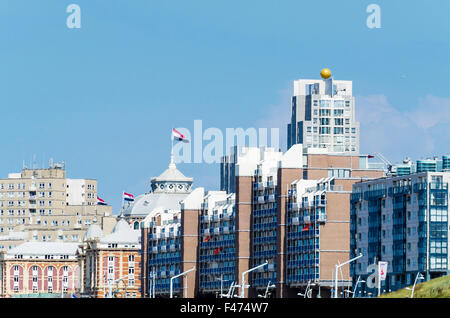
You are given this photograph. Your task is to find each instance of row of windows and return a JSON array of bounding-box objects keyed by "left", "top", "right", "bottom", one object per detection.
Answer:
[{"left": 0, "top": 183, "right": 54, "bottom": 190}]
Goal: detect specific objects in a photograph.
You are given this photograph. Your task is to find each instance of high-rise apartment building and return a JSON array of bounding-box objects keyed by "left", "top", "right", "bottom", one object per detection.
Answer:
[
  {"left": 350, "top": 170, "right": 450, "bottom": 295},
  {"left": 140, "top": 144, "right": 384, "bottom": 298},
  {"left": 0, "top": 164, "right": 114, "bottom": 250},
  {"left": 287, "top": 70, "right": 360, "bottom": 154}
]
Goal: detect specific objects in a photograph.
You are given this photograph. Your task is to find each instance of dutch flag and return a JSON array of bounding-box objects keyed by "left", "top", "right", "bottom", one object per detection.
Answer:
[
  {"left": 123, "top": 192, "right": 134, "bottom": 202},
  {"left": 97, "top": 196, "right": 107, "bottom": 205},
  {"left": 172, "top": 128, "right": 189, "bottom": 143}
]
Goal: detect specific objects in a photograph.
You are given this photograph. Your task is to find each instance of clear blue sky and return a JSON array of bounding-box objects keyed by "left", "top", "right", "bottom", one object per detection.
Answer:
[{"left": 1, "top": 0, "right": 450, "bottom": 213}]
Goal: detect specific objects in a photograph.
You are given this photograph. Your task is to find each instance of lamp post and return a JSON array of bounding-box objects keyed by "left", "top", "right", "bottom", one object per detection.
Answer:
[
  {"left": 107, "top": 275, "right": 129, "bottom": 298},
  {"left": 170, "top": 267, "right": 195, "bottom": 298},
  {"left": 334, "top": 254, "right": 363, "bottom": 298},
  {"left": 297, "top": 280, "right": 316, "bottom": 298},
  {"left": 405, "top": 272, "right": 424, "bottom": 298},
  {"left": 219, "top": 274, "right": 230, "bottom": 298},
  {"left": 352, "top": 276, "right": 365, "bottom": 298},
  {"left": 240, "top": 262, "right": 268, "bottom": 298},
  {"left": 221, "top": 281, "right": 237, "bottom": 298},
  {"left": 258, "top": 281, "right": 276, "bottom": 298}
]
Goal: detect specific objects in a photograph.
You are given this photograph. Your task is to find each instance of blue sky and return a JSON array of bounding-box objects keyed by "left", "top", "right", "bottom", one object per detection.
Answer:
[{"left": 1, "top": 0, "right": 450, "bottom": 213}]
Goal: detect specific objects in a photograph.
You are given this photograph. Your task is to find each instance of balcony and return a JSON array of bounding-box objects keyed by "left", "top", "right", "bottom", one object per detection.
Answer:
[
  {"left": 268, "top": 194, "right": 276, "bottom": 203},
  {"left": 203, "top": 229, "right": 210, "bottom": 236},
  {"left": 214, "top": 227, "right": 220, "bottom": 235},
  {"left": 314, "top": 200, "right": 327, "bottom": 207},
  {"left": 389, "top": 185, "right": 412, "bottom": 196},
  {"left": 152, "top": 246, "right": 158, "bottom": 253},
  {"left": 223, "top": 227, "right": 229, "bottom": 234},
  {"left": 351, "top": 192, "right": 362, "bottom": 202},
  {"left": 364, "top": 189, "right": 386, "bottom": 200},
  {"left": 161, "top": 245, "right": 167, "bottom": 252},
  {"left": 258, "top": 196, "right": 265, "bottom": 204},
  {"left": 257, "top": 183, "right": 264, "bottom": 190},
  {"left": 292, "top": 217, "right": 299, "bottom": 225},
  {"left": 430, "top": 182, "right": 448, "bottom": 190},
  {"left": 169, "top": 244, "right": 176, "bottom": 252},
  {"left": 413, "top": 183, "right": 427, "bottom": 193},
  {"left": 317, "top": 213, "right": 327, "bottom": 223}
]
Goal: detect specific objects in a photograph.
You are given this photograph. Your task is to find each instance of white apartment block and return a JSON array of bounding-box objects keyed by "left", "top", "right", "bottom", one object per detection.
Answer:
[
  {"left": 0, "top": 165, "right": 114, "bottom": 251},
  {"left": 287, "top": 75, "right": 360, "bottom": 154}
]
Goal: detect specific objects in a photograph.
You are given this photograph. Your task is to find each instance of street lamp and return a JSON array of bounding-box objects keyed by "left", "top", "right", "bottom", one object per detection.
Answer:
[
  {"left": 258, "top": 281, "right": 276, "bottom": 298},
  {"left": 297, "top": 280, "right": 316, "bottom": 298},
  {"left": 170, "top": 267, "right": 195, "bottom": 298},
  {"left": 221, "top": 281, "right": 237, "bottom": 298},
  {"left": 405, "top": 272, "right": 424, "bottom": 298},
  {"left": 240, "top": 262, "right": 268, "bottom": 298},
  {"left": 334, "top": 254, "right": 363, "bottom": 298},
  {"left": 219, "top": 274, "right": 230, "bottom": 298},
  {"left": 107, "top": 275, "right": 129, "bottom": 298},
  {"left": 352, "top": 276, "right": 365, "bottom": 298}
]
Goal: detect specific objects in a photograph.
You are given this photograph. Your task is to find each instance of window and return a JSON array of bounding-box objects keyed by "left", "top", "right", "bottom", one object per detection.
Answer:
[
  {"left": 334, "top": 109, "right": 344, "bottom": 117},
  {"left": 334, "top": 127, "right": 344, "bottom": 135}
]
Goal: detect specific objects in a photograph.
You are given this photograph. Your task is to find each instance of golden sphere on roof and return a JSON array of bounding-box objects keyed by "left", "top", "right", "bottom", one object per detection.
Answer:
[{"left": 320, "top": 68, "right": 332, "bottom": 79}]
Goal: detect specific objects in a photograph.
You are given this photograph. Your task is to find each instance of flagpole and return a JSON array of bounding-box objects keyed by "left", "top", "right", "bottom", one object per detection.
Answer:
[
  {"left": 171, "top": 128, "right": 174, "bottom": 164},
  {"left": 120, "top": 190, "right": 124, "bottom": 219}
]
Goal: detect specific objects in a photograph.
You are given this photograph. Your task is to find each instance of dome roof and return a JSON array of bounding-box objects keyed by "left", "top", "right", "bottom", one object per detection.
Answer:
[
  {"left": 100, "top": 219, "right": 140, "bottom": 245},
  {"left": 151, "top": 158, "right": 193, "bottom": 183},
  {"left": 112, "top": 219, "right": 131, "bottom": 233},
  {"left": 83, "top": 224, "right": 103, "bottom": 241},
  {"left": 123, "top": 156, "right": 193, "bottom": 219}
]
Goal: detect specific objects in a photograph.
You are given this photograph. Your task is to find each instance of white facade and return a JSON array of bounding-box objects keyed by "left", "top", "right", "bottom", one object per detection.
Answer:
[
  {"left": 288, "top": 76, "right": 360, "bottom": 155},
  {"left": 66, "top": 179, "right": 86, "bottom": 206}
]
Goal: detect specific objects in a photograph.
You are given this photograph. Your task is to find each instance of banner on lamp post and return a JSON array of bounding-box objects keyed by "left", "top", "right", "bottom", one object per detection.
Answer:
[{"left": 378, "top": 261, "right": 388, "bottom": 281}]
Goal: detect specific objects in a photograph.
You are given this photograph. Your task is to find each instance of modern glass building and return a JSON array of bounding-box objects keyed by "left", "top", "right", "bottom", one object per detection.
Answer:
[{"left": 350, "top": 172, "right": 450, "bottom": 296}]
